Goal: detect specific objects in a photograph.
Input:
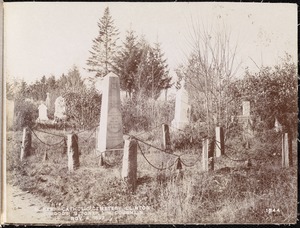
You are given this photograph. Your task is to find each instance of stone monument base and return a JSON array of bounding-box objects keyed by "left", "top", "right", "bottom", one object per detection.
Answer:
[
  {"left": 36, "top": 118, "right": 49, "bottom": 123},
  {"left": 171, "top": 120, "right": 189, "bottom": 131}
]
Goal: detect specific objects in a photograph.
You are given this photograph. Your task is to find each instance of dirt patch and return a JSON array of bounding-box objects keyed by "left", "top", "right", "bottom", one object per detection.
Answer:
[{"left": 5, "top": 184, "right": 62, "bottom": 224}]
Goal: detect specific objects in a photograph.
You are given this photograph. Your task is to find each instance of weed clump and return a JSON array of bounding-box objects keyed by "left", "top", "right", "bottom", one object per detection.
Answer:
[{"left": 6, "top": 128, "right": 297, "bottom": 224}]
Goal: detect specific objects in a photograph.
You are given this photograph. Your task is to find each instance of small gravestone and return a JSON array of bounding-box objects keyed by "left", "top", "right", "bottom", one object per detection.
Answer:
[
  {"left": 45, "top": 92, "right": 51, "bottom": 109},
  {"left": 274, "top": 117, "right": 282, "bottom": 132},
  {"left": 94, "top": 77, "right": 104, "bottom": 93},
  {"left": 235, "top": 101, "right": 254, "bottom": 140},
  {"left": 6, "top": 99, "right": 15, "bottom": 130},
  {"left": 171, "top": 80, "right": 190, "bottom": 130},
  {"left": 37, "top": 103, "right": 48, "bottom": 121},
  {"left": 236, "top": 101, "right": 251, "bottom": 123},
  {"left": 242, "top": 101, "right": 250, "bottom": 116},
  {"left": 54, "top": 96, "right": 67, "bottom": 119},
  {"left": 96, "top": 72, "right": 123, "bottom": 155}
]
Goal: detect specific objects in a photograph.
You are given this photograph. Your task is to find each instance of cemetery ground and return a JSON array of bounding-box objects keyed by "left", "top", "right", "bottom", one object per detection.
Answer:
[{"left": 6, "top": 127, "right": 297, "bottom": 224}]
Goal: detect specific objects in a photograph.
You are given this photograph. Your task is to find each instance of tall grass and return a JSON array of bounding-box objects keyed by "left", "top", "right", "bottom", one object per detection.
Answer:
[{"left": 6, "top": 127, "right": 297, "bottom": 224}]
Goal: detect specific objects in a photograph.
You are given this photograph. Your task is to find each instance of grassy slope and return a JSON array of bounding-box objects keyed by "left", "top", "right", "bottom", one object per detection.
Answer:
[{"left": 6, "top": 129, "right": 297, "bottom": 224}]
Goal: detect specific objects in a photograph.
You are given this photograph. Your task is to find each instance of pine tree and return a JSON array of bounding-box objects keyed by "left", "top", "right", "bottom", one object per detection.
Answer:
[
  {"left": 137, "top": 42, "right": 172, "bottom": 99},
  {"left": 57, "top": 73, "right": 67, "bottom": 91},
  {"left": 114, "top": 29, "right": 142, "bottom": 98},
  {"left": 46, "top": 75, "right": 57, "bottom": 91},
  {"left": 17, "top": 80, "right": 28, "bottom": 100},
  {"left": 65, "top": 65, "right": 84, "bottom": 92},
  {"left": 86, "top": 7, "right": 119, "bottom": 78}
]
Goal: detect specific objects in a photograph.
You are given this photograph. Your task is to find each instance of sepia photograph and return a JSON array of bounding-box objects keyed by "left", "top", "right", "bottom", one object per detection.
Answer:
[{"left": 2, "top": 1, "right": 298, "bottom": 225}]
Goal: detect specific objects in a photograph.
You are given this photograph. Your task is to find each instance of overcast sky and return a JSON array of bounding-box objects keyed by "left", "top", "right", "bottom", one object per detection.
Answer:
[{"left": 4, "top": 2, "right": 297, "bottom": 84}]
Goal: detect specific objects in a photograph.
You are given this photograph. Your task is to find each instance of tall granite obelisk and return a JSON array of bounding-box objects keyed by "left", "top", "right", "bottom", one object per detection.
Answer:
[{"left": 97, "top": 72, "right": 123, "bottom": 155}]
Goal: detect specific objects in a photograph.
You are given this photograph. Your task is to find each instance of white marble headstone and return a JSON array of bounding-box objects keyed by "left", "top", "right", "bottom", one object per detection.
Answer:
[
  {"left": 45, "top": 92, "right": 51, "bottom": 109},
  {"left": 171, "top": 80, "right": 190, "bottom": 130},
  {"left": 242, "top": 101, "right": 250, "bottom": 117},
  {"left": 94, "top": 77, "right": 104, "bottom": 94},
  {"left": 6, "top": 99, "right": 15, "bottom": 129},
  {"left": 274, "top": 118, "right": 282, "bottom": 132},
  {"left": 54, "top": 96, "right": 66, "bottom": 119},
  {"left": 97, "top": 72, "right": 123, "bottom": 154},
  {"left": 37, "top": 103, "right": 48, "bottom": 121}
]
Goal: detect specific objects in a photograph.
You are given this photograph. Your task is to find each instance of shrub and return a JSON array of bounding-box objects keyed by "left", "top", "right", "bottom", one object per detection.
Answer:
[
  {"left": 121, "top": 99, "right": 149, "bottom": 133},
  {"left": 63, "top": 87, "right": 101, "bottom": 129},
  {"left": 171, "top": 121, "right": 206, "bottom": 150},
  {"left": 34, "top": 120, "right": 74, "bottom": 131},
  {"left": 6, "top": 127, "right": 297, "bottom": 224},
  {"left": 13, "top": 99, "right": 38, "bottom": 131},
  {"left": 121, "top": 97, "right": 175, "bottom": 134},
  {"left": 225, "top": 118, "right": 244, "bottom": 140}
]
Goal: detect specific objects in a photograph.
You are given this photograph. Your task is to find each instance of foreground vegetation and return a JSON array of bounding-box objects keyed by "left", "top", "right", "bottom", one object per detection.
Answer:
[{"left": 6, "top": 126, "right": 297, "bottom": 224}]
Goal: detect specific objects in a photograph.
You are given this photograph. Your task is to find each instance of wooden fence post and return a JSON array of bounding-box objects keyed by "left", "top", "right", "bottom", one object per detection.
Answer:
[
  {"left": 282, "top": 132, "right": 292, "bottom": 168},
  {"left": 162, "top": 124, "right": 171, "bottom": 152},
  {"left": 99, "top": 153, "right": 104, "bottom": 166},
  {"left": 208, "top": 138, "right": 214, "bottom": 171},
  {"left": 175, "top": 158, "right": 183, "bottom": 180},
  {"left": 202, "top": 138, "right": 208, "bottom": 171},
  {"left": 215, "top": 126, "right": 225, "bottom": 157},
  {"left": 121, "top": 136, "right": 137, "bottom": 192},
  {"left": 63, "top": 136, "right": 67, "bottom": 154},
  {"left": 20, "top": 127, "right": 32, "bottom": 161},
  {"left": 245, "top": 141, "right": 250, "bottom": 149},
  {"left": 95, "top": 126, "right": 99, "bottom": 156},
  {"left": 43, "top": 150, "right": 48, "bottom": 161},
  {"left": 202, "top": 138, "right": 214, "bottom": 172},
  {"left": 67, "top": 133, "right": 80, "bottom": 172}
]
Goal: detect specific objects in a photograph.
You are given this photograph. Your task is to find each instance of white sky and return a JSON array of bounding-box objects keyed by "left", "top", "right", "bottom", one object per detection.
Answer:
[{"left": 4, "top": 2, "right": 297, "bottom": 84}]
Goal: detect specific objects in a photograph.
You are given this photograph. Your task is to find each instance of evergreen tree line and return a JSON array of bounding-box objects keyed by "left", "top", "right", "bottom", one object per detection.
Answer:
[
  {"left": 85, "top": 7, "right": 172, "bottom": 100},
  {"left": 7, "top": 65, "right": 84, "bottom": 102}
]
